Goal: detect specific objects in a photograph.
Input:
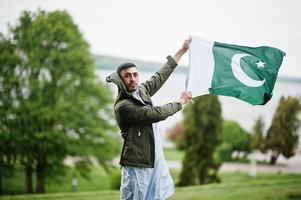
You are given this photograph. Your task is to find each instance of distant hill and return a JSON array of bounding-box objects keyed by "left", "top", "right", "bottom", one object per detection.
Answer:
[
  {"left": 93, "top": 54, "right": 187, "bottom": 73},
  {"left": 277, "top": 76, "right": 301, "bottom": 84},
  {"left": 93, "top": 54, "right": 301, "bottom": 84}
]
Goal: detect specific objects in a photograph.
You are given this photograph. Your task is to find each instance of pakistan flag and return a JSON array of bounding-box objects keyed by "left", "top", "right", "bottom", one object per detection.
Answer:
[{"left": 186, "top": 35, "right": 286, "bottom": 105}]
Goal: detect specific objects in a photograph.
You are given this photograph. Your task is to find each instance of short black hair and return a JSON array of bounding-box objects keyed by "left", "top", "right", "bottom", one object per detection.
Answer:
[{"left": 117, "top": 63, "right": 137, "bottom": 76}]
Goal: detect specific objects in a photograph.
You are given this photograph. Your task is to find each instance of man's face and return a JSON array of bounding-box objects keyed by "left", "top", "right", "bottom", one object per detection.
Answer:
[{"left": 120, "top": 67, "right": 139, "bottom": 92}]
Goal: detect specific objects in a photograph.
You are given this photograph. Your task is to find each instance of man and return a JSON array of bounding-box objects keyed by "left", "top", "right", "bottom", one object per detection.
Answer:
[{"left": 106, "top": 38, "right": 192, "bottom": 200}]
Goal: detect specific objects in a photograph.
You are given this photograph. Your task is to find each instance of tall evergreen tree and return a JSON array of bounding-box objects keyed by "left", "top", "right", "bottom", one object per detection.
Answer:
[
  {"left": 178, "top": 95, "right": 222, "bottom": 186},
  {"left": 250, "top": 116, "right": 265, "bottom": 153},
  {"left": 0, "top": 10, "right": 119, "bottom": 193},
  {"left": 265, "top": 96, "right": 301, "bottom": 164}
]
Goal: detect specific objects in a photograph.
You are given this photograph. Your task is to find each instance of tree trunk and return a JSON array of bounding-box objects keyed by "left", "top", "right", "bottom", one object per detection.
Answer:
[
  {"left": 177, "top": 153, "right": 196, "bottom": 186},
  {"left": 36, "top": 159, "right": 45, "bottom": 193},
  {"left": 199, "top": 168, "right": 206, "bottom": 184},
  {"left": 270, "top": 152, "right": 279, "bottom": 165},
  {"left": 0, "top": 172, "right": 2, "bottom": 196},
  {"left": 25, "top": 165, "right": 33, "bottom": 193}
]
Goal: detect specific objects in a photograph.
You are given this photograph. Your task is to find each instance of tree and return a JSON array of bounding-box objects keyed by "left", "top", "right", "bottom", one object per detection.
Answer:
[
  {"left": 165, "top": 122, "right": 183, "bottom": 143},
  {"left": 250, "top": 116, "right": 266, "bottom": 153},
  {"left": 177, "top": 95, "right": 222, "bottom": 186},
  {"left": 265, "top": 96, "right": 301, "bottom": 165},
  {"left": 218, "top": 120, "right": 251, "bottom": 161},
  {"left": 0, "top": 33, "right": 20, "bottom": 195},
  {"left": 0, "top": 10, "right": 119, "bottom": 193}
]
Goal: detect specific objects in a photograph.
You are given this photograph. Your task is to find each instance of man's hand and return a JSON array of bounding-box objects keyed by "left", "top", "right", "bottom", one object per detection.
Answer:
[
  {"left": 179, "top": 91, "right": 192, "bottom": 105},
  {"left": 179, "top": 37, "right": 191, "bottom": 54},
  {"left": 173, "top": 37, "right": 192, "bottom": 63}
]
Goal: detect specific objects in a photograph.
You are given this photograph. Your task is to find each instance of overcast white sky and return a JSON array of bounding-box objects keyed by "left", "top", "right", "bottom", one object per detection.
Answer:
[{"left": 1, "top": 0, "right": 301, "bottom": 77}]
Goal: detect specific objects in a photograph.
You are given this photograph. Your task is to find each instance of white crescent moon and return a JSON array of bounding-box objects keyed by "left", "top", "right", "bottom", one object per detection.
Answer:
[{"left": 231, "top": 53, "right": 265, "bottom": 87}]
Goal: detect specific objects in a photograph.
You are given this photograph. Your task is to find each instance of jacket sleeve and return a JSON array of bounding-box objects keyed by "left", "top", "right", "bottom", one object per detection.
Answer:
[
  {"left": 116, "top": 100, "right": 182, "bottom": 125},
  {"left": 141, "top": 55, "right": 177, "bottom": 97}
]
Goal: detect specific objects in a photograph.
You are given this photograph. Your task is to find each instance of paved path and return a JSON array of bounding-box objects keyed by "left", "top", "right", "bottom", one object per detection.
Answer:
[{"left": 167, "top": 154, "right": 301, "bottom": 174}]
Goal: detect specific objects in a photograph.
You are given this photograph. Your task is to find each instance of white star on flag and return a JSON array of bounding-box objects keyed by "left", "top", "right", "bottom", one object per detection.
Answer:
[{"left": 255, "top": 60, "right": 265, "bottom": 68}]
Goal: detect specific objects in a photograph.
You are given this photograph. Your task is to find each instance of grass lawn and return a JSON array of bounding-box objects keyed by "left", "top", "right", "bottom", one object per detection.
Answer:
[
  {"left": 4, "top": 147, "right": 185, "bottom": 195},
  {"left": 163, "top": 148, "right": 184, "bottom": 161},
  {"left": 2, "top": 165, "right": 118, "bottom": 195},
  {"left": 2, "top": 172, "right": 301, "bottom": 200},
  {"left": 170, "top": 173, "right": 301, "bottom": 200}
]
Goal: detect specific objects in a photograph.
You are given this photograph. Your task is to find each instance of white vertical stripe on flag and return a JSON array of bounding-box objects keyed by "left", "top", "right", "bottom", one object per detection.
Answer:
[{"left": 186, "top": 36, "right": 215, "bottom": 97}]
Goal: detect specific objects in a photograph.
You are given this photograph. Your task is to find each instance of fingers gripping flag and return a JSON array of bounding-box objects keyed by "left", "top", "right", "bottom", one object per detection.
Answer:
[{"left": 186, "top": 36, "right": 286, "bottom": 105}]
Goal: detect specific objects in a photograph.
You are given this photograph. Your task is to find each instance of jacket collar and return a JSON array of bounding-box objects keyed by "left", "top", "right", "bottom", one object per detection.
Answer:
[
  {"left": 106, "top": 71, "right": 153, "bottom": 106},
  {"left": 106, "top": 71, "right": 130, "bottom": 103}
]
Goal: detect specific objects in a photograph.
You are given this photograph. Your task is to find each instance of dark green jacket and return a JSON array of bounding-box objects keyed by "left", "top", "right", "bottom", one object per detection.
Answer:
[{"left": 106, "top": 55, "right": 182, "bottom": 168}]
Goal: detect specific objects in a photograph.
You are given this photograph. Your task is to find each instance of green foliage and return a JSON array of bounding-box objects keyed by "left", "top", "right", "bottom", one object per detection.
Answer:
[
  {"left": 221, "top": 121, "right": 251, "bottom": 153},
  {"left": 108, "top": 167, "right": 121, "bottom": 190},
  {"left": 215, "top": 142, "right": 232, "bottom": 162},
  {"left": 0, "top": 26, "right": 21, "bottom": 195},
  {"left": 178, "top": 95, "right": 222, "bottom": 186},
  {"left": 250, "top": 116, "right": 266, "bottom": 152},
  {"left": 0, "top": 9, "right": 120, "bottom": 193},
  {"left": 216, "top": 120, "right": 251, "bottom": 161},
  {"left": 265, "top": 96, "right": 301, "bottom": 164}
]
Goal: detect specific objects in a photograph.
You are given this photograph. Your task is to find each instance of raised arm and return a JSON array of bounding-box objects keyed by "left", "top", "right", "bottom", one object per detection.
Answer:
[
  {"left": 141, "top": 38, "right": 191, "bottom": 97},
  {"left": 172, "top": 38, "right": 191, "bottom": 63}
]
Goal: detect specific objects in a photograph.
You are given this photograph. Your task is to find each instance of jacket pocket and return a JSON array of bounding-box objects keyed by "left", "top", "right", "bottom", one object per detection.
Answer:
[{"left": 123, "top": 125, "right": 151, "bottom": 165}]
